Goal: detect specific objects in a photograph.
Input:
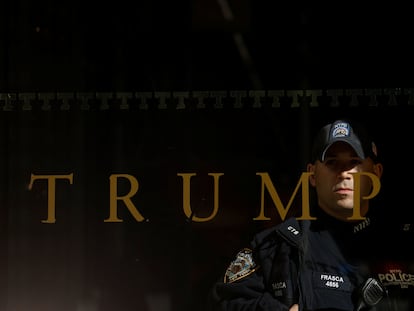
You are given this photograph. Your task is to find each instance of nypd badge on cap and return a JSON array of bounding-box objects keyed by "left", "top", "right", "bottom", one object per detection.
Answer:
[{"left": 224, "top": 248, "right": 257, "bottom": 283}]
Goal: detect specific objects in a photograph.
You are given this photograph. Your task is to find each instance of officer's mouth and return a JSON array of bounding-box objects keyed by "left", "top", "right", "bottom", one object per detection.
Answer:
[{"left": 334, "top": 188, "right": 353, "bottom": 194}]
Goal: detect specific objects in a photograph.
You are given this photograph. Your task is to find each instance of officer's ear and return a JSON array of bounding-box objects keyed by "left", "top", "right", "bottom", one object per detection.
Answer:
[
  {"left": 373, "top": 162, "right": 383, "bottom": 179},
  {"left": 307, "top": 163, "right": 316, "bottom": 187}
]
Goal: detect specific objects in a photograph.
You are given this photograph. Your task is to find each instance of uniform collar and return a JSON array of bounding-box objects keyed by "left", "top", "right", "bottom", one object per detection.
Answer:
[{"left": 311, "top": 207, "right": 373, "bottom": 235}]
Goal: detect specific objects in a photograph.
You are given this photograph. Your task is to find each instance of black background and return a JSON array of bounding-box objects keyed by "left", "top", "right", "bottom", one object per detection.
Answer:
[{"left": 1, "top": 0, "right": 414, "bottom": 91}]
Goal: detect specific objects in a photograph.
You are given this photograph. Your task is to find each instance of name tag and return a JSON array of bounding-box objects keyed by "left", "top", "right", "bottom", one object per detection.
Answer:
[{"left": 313, "top": 272, "right": 352, "bottom": 292}]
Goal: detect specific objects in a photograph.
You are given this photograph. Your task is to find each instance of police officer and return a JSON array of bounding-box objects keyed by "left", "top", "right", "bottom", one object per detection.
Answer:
[{"left": 207, "top": 119, "right": 413, "bottom": 311}]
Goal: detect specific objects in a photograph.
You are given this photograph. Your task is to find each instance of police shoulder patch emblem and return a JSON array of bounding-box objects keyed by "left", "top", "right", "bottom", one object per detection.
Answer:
[{"left": 224, "top": 248, "right": 257, "bottom": 283}]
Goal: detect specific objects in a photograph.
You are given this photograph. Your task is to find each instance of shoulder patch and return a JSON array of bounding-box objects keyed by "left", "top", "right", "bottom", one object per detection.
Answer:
[{"left": 224, "top": 248, "right": 257, "bottom": 283}]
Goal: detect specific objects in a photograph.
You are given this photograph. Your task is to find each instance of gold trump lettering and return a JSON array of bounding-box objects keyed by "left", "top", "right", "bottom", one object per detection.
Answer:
[
  {"left": 348, "top": 172, "right": 381, "bottom": 220},
  {"left": 28, "top": 171, "right": 381, "bottom": 223},
  {"left": 254, "top": 172, "right": 316, "bottom": 221},
  {"left": 178, "top": 173, "right": 224, "bottom": 222},
  {"left": 28, "top": 173, "right": 74, "bottom": 223},
  {"left": 105, "top": 174, "right": 144, "bottom": 222}
]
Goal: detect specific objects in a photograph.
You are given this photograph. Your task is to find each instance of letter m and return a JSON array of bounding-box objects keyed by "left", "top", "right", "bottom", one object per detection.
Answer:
[{"left": 254, "top": 172, "right": 316, "bottom": 221}]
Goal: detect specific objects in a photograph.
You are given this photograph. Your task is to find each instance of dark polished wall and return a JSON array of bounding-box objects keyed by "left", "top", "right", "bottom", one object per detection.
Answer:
[{"left": 0, "top": 92, "right": 412, "bottom": 310}]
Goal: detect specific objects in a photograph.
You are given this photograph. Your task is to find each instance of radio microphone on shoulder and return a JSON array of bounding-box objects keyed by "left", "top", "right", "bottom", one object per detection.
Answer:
[{"left": 355, "top": 277, "right": 387, "bottom": 311}]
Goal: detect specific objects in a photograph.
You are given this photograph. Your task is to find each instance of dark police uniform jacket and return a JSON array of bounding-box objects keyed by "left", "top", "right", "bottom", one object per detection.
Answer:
[{"left": 208, "top": 210, "right": 413, "bottom": 311}]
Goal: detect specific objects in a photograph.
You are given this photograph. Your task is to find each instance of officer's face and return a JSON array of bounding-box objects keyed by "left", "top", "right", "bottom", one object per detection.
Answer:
[{"left": 307, "top": 142, "right": 383, "bottom": 221}]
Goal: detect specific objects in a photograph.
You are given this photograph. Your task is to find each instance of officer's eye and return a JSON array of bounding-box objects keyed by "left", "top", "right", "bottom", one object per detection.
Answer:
[
  {"left": 324, "top": 158, "right": 362, "bottom": 168},
  {"left": 350, "top": 159, "right": 362, "bottom": 166}
]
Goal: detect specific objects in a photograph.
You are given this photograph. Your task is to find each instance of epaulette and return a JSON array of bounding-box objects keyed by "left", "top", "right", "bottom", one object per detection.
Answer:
[
  {"left": 275, "top": 217, "right": 308, "bottom": 248},
  {"left": 251, "top": 217, "right": 309, "bottom": 251}
]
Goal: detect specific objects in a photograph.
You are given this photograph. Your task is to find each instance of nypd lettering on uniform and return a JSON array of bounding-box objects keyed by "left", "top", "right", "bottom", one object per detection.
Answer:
[{"left": 353, "top": 217, "right": 371, "bottom": 233}]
